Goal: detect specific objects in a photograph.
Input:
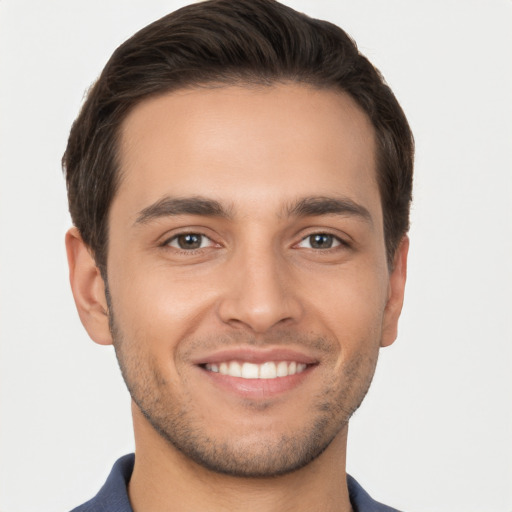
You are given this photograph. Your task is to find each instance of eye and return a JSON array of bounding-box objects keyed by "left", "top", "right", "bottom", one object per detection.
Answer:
[
  {"left": 297, "top": 233, "right": 342, "bottom": 250},
  {"left": 166, "top": 233, "right": 213, "bottom": 250}
]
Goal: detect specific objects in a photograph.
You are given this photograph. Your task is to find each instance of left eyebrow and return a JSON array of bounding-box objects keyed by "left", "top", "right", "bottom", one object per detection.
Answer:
[
  {"left": 284, "top": 196, "right": 373, "bottom": 225},
  {"left": 134, "top": 196, "right": 232, "bottom": 225}
]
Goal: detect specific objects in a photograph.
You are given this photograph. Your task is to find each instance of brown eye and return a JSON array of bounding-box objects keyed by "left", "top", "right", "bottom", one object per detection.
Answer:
[{"left": 168, "top": 233, "right": 207, "bottom": 250}]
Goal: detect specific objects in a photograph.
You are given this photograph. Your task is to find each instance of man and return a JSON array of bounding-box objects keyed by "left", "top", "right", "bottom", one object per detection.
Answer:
[{"left": 63, "top": 0, "right": 413, "bottom": 510}]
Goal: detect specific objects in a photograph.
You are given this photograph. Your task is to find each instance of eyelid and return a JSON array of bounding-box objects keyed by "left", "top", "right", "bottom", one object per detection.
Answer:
[
  {"left": 160, "top": 229, "right": 220, "bottom": 251},
  {"left": 297, "top": 234, "right": 341, "bottom": 249},
  {"left": 294, "top": 229, "right": 351, "bottom": 248},
  {"left": 157, "top": 227, "right": 351, "bottom": 252},
  {"left": 167, "top": 233, "right": 214, "bottom": 249}
]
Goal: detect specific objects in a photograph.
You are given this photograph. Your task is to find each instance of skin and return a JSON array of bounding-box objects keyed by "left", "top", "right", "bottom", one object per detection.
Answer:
[{"left": 66, "top": 84, "right": 408, "bottom": 512}]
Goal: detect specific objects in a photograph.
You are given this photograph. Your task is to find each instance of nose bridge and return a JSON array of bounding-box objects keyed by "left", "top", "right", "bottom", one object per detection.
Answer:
[{"left": 217, "top": 235, "right": 302, "bottom": 332}]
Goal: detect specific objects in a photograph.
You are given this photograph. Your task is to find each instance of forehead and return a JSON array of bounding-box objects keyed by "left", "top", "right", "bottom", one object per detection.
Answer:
[{"left": 114, "top": 84, "right": 380, "bottom": 223}]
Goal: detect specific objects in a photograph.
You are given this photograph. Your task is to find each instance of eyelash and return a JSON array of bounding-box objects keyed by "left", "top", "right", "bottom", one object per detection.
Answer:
[
  {"left": 163, "top": 232, "right": 217, "bottom": 253},
  {"left": 296, "top": 232, "right": 349, "bottom": 251},
  {"left": 162, "top": 231, "right": 349, "bottom": 254}
]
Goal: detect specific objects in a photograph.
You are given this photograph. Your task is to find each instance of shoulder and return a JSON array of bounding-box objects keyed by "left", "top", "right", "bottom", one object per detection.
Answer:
[
  {"left": 69, "top": 454, "right": 135, "bottom": 512},
  {"left": 347, "top": 474, "right": 403, "bottom": 512}
]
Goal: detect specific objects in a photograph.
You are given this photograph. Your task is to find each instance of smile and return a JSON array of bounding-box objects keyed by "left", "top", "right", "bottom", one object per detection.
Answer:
[{"left": 204, "top": 361, "right": 308, "bottom": 379}]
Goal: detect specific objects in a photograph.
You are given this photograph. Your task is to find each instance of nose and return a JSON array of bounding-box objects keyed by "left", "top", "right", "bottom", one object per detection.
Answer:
[{"left": 217, "top": 245, "right": 303, "bottom": 333}]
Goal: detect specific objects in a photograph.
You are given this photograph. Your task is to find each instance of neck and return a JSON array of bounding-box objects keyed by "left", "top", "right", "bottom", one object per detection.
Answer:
[{"left": 128, "top": 404, "right": 353, "bottom": 512}]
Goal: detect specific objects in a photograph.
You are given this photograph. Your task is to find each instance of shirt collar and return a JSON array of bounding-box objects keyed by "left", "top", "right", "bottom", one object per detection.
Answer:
[{"left": 75, "top": 454, "right": 400, "bottom": 512}]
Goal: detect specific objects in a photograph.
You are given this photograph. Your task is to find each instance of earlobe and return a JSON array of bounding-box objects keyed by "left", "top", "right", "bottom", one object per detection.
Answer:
[
  {"left": 65, "top": 227, "right": 113, "bottom": 346},
  {"left": 380, "top": 235, "right": 409, "bottom": 348}
]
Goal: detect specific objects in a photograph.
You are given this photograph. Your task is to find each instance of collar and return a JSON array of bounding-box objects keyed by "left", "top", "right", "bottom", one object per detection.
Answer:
[{"left": 71, "top": 454, "right": 401, "bottom": 512}]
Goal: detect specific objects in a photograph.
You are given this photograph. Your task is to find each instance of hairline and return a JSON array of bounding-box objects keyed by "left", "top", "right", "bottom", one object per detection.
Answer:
[{"left": 96, "top": 78, "right": 396, "bottom": 278}]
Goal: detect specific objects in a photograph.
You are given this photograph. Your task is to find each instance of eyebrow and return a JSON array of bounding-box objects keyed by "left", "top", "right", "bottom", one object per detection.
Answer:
[
  {"left": 285, "top": 196, "right": 373, "bottom": 224},
  {"left": 134, "top": 194, "right": 372, "bottom": 226},
  {"left": 134, "top": 196, "right": 231, "bottom": 225}
]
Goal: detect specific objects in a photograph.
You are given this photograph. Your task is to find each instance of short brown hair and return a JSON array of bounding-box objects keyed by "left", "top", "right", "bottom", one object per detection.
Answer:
[{"left": 63, "top": 0, "right": 414, "bottom": 274}]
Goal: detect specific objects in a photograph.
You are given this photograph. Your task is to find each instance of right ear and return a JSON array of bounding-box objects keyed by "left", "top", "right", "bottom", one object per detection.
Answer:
[{"left": 65, "top": 227, "right": 113, "bottom": 345}]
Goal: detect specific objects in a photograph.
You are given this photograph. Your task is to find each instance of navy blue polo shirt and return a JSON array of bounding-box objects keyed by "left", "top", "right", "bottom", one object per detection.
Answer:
[{"left": 71, "top": 454, "right": 401, "bottom": 512}]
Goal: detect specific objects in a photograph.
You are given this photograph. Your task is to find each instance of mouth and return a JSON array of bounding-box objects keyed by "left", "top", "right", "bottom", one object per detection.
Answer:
[
  {"left": 203, "top": 360, "right": 308, "bottom": 379},
  {"left": 193, "top": 347, "right": 318, "bottom": 399}
]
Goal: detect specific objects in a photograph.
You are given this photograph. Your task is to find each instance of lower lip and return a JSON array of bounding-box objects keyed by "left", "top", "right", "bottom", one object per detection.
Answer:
[{"left": 199, "top": 366, "right": 315, "bottom": 399}]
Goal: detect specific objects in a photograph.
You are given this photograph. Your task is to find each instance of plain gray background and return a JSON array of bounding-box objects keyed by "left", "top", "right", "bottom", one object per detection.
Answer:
[{"left": 1, "top": 1, "right": 511, "bottom": 511}]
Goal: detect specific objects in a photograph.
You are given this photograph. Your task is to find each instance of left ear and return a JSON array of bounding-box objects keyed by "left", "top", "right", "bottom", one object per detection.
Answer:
[{"left": 381, "top": 235, "right": 409, "bottom": 348}]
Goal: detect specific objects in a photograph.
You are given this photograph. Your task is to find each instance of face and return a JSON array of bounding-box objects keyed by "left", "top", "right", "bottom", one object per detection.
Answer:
[{"left": 83, "top": 84, "right": 407, "bottom": 477}]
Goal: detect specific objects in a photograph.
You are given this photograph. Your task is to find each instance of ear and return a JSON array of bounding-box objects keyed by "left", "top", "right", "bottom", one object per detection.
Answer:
[
  {"left": 65, "top": 227, "right": 113, "bottom": 345},
  {"left": 380, "top": 235, "right": 409, "bottom": 348}
]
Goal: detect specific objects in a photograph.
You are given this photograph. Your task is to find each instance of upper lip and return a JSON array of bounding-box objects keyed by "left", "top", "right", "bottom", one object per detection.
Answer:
[{"left": 191, "top": 346, "right": 319, "bottom": 366}]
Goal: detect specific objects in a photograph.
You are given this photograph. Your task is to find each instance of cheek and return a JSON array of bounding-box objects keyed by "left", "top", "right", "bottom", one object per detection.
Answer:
[
  {"left": 108, "top": 242, "right": 389, "bottom": 356},
  {"left": 300, "top": 261, "right": 389, "bottom": 348},
  {"left": 109, "top": 262, "right": 219, "bottom": 349}
]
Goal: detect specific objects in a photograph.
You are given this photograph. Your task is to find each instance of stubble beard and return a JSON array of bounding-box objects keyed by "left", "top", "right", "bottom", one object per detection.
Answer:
[{"left": 108, "top": 306, "right": 380, "bottom": 478}]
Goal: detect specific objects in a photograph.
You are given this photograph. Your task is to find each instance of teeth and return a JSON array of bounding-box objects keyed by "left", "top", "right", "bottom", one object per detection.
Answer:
[
  {"left": 276, "top": 361, "right": 288, "bottom": 377},
  {"left": 241, "top": 362, "right": 259, "bottom": 379},
  {"left": 259, "top": 362, "right": 276, "bottom": 379},
  {"left": 228, "top": 361, "right": 242, "bottom": 377},
  {"left": 204, "top": 361, "right": 308, "bottom": 379}
]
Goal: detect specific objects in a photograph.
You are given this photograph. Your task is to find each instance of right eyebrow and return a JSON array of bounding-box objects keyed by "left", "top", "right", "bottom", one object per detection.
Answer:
[{"left": 133, "top": 196, "right": 232, "bottom": 225}]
